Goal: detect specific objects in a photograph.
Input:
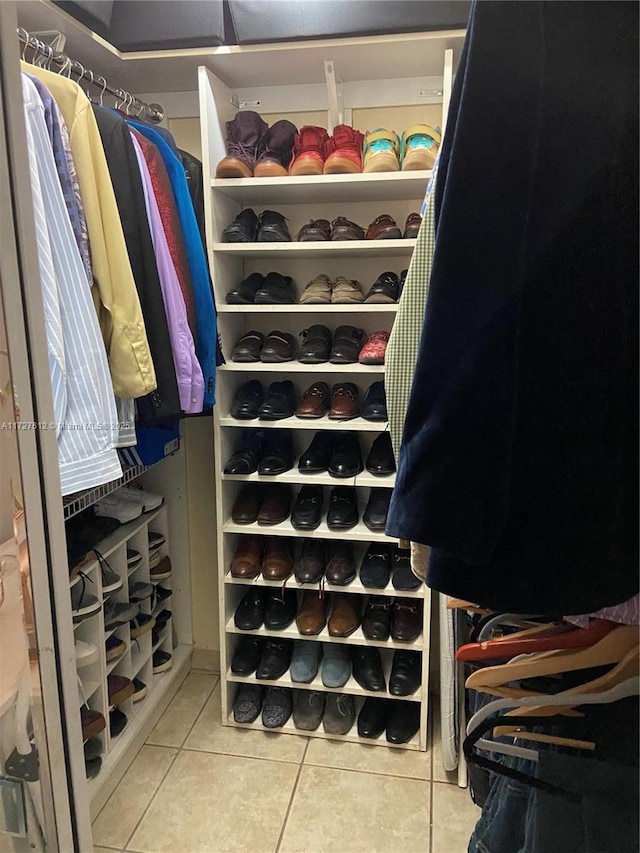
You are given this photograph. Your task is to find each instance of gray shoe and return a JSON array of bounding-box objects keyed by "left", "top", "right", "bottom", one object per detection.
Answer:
[
  {"left": 233, "top": 684, "right": 264, "bottom": 724},
  {"left": 290, "top": 640, "right": 321, "bottom": 683},
  {"left": 103, "top": 599, "right": 138, "bottom": 630},
  {"left": 293, "top": 690, "right": 325, "bottom": 731},
  {"left": 129, "top": 582, "right": 153, "bottom": 602},
  {"left": 96, "top": 551, "right": 123, "bottom": 595},
  {"left": 323, "top": 693, "right": 355, "bottom": 735},
  {"left": 262, "top": 687, "right": 293, "bottom": 729},
  {"left": 71, "top": 576, "right": 101, "bottom": 624},
  {"left": 322, "top": 644, "right": 351, "bottom": 688}
]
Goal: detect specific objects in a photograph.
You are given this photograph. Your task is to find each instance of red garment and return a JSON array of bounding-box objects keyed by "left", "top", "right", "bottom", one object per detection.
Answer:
[{"left": 130, "top": 128, "right": 197, "bottom": 336}]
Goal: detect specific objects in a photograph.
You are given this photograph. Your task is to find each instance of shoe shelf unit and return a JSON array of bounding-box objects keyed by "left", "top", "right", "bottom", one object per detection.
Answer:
[{"left": 199, "top": 36, "right": 458, "bottom": 752}]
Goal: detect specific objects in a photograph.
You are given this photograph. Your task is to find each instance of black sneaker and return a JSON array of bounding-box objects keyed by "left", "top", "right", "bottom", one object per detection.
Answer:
[
  {"left": 109, "top": 708, "right": 128, "bottom": 737},
  {"left": 256, "top": 210, "right": 291, "bottom": 242},
  {"left": 222, "top": 208, "right": 259, "bottom": 242},
  {"left": 152, "top": 650, "right": 172, "bottom": 673},
  {"left": 132, "top": 678, "right": 147, "bottom": 703},
  {"left": 255, "top": 272, "right": 296, "bottom": 305}
]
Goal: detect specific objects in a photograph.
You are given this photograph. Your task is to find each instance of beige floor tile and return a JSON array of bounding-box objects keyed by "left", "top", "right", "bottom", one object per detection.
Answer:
[
  {"left": 280, "top": 765, "right": 431, "bottom": 853},
  {"left": 431, "top": 781, "right": 480, "bottom": 853},
  {"left": 305, "top": 736, "right": 431, "bottom": 780},
  {"left": 183, "top": 683, "right": 308, "bottom": 763},
  {"left": 128, "top": 750, "right": 298, "bottom": 853},
  {"left": 94, "top": 848, "right": 120, "bottom": 852},
  {"left": 146, "top": 671, "right": 218, "bottom": 748},
  {"left": 92, "top": 746, "right": 178, "bottom": 849},
  {"left": 431, "top": 703, "right": 459, "bottom": 784}
]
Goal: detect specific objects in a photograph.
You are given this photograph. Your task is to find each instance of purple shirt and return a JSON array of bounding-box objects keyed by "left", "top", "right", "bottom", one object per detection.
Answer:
[{"left": 130, "top": 132, "right": 204, "bottom": 414}]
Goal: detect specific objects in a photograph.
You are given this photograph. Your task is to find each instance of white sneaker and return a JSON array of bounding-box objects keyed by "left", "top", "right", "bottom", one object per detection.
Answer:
[
  {"left": 119, "top": 485, "right": 164, "bottom": 512},
  {"left": 94, "top": 494, "right": 143, "bottom": 524},
  {"left": 75, "top": 640, "right": 99, "bottom": 668}
]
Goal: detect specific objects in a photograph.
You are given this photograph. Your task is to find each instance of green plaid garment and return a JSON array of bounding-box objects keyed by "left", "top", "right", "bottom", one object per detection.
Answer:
[{"left": 386, "top": 166, "right": 438, "bottom": 459}]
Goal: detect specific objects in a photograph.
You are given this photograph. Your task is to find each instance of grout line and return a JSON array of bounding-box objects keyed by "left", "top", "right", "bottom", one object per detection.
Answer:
[
  {"left": 145, "top": 673, "right": 219, "bottom": 749},
  {"left": 274, "top": 739, "right": 310, "bottom": 853},
  {"left": 122, "top": 748, "right": 181, "bottom": 851},
  {"left": 180, "top": 745, "right": 304, "bottom": 767},
  {"left": 300, "top": 758, "right": 430, "bottom": 782}
]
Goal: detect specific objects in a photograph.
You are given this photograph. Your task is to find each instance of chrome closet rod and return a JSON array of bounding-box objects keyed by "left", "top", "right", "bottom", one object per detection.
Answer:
[{"left": 17, "top": 26, "right": 164, "bottom": 123}]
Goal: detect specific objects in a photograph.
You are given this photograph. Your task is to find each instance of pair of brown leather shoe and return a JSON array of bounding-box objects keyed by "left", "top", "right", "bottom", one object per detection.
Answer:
[
  {"left": 230, "top": 535, "right": 294, "bottom": 580},
  {"left": 365, "top": 213, "right": 421, "bottom": 240},
  {"left": 295, "top": 382, "right": 359, "bottom": 420},
  {"left": 231, "top": 484, "right": 291, "bottom": 525},
  {"left": 296, "top": 591, "right": 361, "bottom": 637}
]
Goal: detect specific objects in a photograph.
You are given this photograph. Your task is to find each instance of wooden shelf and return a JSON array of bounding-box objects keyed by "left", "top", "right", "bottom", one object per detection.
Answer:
[
  {"left": 213, "top": 239, "right": 416, "bottom": 259},
  {"left": 222, "top": 469, "right": 396, "bottom": 489},
  {"left": 218, "top": 415, "right": 388, "bottom": 432},
  {"left": 224, "top": 572, "right": 425, "bottom": 600},
  {"left": 219, "top": 362, "right": 385, "bottom": 374},
  {"left": 223, "top": 517, "right": 396, "bottom": 543},
  {"left": 211, "top": 171, "right": 431, "bottom": 204},
  {"left": 218, "top": 304, "right": 399, "bottom": 314}
]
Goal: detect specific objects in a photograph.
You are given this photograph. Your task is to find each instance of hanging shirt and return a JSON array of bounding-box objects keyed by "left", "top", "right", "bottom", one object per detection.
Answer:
[
  {"left": 22, "top": 74, "right": 122, "bottom": 495},
  {"left": 23, "top": 62, "right": 156, "bottom": 400},
  {"left": 127, "top": 119, "right": 216, "bottom": 408},
  {"left": 130, "top": 132, "right": 204, "bottom": 413}
]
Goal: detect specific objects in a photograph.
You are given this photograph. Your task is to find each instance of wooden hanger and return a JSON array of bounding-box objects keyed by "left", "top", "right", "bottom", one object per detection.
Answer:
[{"left": 446, "top": 597, "right": 492, "bottom": 615}]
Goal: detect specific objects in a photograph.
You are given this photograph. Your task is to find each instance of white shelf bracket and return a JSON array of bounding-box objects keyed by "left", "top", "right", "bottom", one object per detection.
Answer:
[{"left": 324, "top": 59, "right": 343, "bottom": 130}]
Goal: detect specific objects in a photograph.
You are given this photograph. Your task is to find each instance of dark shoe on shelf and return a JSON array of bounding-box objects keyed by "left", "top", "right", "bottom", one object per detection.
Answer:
[
  {"left": 132, "top": 678, "right": 147, "bottom": 703},
  {"left": 291, "top": 484, "right": 324, "bottom": 530},
  {"left": 221, "top": 207, "right": 259, "bottom": 242},
  {"left": 264, "top": 589, "right": 297, "bottom": 629},
  {"left": 296, "top": 219, "right": 331, "bottom": 241},
  {"left": 231, "top": 484, "right": 262, "bottom": 524},
  {"left": 329, "top": 325, "right": 365, "bottom": 364},
  {"left": 352, "top": 646, "right": 386, "bottom": 692},
  {"left": 257, "top": 484, "right": 291, "bottom": 525},
  {"left": 298, "top": 431, "right": 332, "bottom": 474},
  {"left": 391, "top": 599, "right": 423, "bottom": 643},
  {"left": 290, "top": 640, "right": 321, "bottom": 683},
  {"left": 330, "top": 216, "right": 365, "bottom": 241},
  {"left": 105, "top": 635, "right": 127, "bottom": 663},
  {"left": 254, "top": 272, "right": 296, "bottom": 305},
  {"left": 321, "top": 644, "right": 351, "bottom": 688},
  {"left": 231, "top": 330, "right": 265, "bottom": 362},
  {"left": 328, "top": 382, "right": 359, "bottom": 420},
  {"left": 364, "top": 271, "right": 400, "bottom": 304},
  {"left": 294, "top": 538, "right": 325, "bottom": 584},
  {"left": 234, "top": 587, "right": 268, "bottom": 630},
  {"left": 81, "top": 707, "right": 106, "bottom": 740},
  {"left": 366, "top": 432, "right": 396, "bottom": 476},
  {"left": 386, "top": 701, "right": 420, "bottom": 744},
  {"left": 226, "top": 272, "right": 265, "bottom": 304},
  {"left": 328, "top": 432, "right": 363, "bottom": 478},
  {"left": 399, "top": 268, "right": 408, "bottom": 297},
  {"left": 230, "top": 535, "right": 264, "bottom": 579},
  {"left": 362, "top": 596, "right": 391, "bottom": 641},
  {"left": 258, "top": 380, "right": 296, "bottom": 420},
  {"left": 107, "top": 675, "right": 135, "bottom": 707},
  {"left": 403, "top": 212, "right": 422, "bottom": 239},
  {"left": 296, "top": 589, "right": 327, "bottom": 635},
  {"left": 391, "top": 545, "right": 421, "bottom": 591},
  {"left": 357, "top": 697, "right": 388, "bottom": 738},
  {"left": 295, "top": 382, "right": 330, "bottom": 419},
  {"left": 254, "top": 119, "right": 298, "bottom": 177},
  {"left": 359, "top": 542, "right": 393, "bottom": 589},
  {"left": 260, "top": 331, "right": 296, "bottom": 362},
  {"left": 299, "top": 325, "right": 332, "bottom": 363},
  {"left": 233, "top": 683, "right": 264, "bottom": 723},
  {"left": 258, "top": 430, "right": 294, "bottom": 475},
  {"left": 262, "top": 536, "right": 294, "bottom": 581},
  {"left": 224, "top": 430, "right": 262, "bottom": 475},
  {"left": 363, "top": 487, "right": 391, "bottom": 531},
  {"left": 323, "top": 693, "right": 355, "bottom": 735},
  {"left": 389, "top": 650, "right": 422, "bottom": 696},
  {"left": 361, "top": 381, "right": 387, "bottom": 422},
  {"left": 216, "top": 110, "right": 266, "bottom": 178},
  {"left": 326, "top": 485, "right": 359, "bottom": 530},
  {"left": 365, "top": 213, "right": 401, "bottom": 240},
  {"left": 262, "top": 687, "right": 293, "bottom": 728},
  {"left": 153, "top": 650, "right": 172, "bottom": 673},
  {"left": 85, "top": 756, "right": 102, "bottom": 779},
  {"left": 257, "top": 209, "right": 291, "bottom": 242},
  {"left": 293, "top": 690, "right": 326, "bottom": 731},
  {"left": 256, "top": 638, "right": 294, "bottom": 680},
  {"left": 109, "top": 708, "right": 127, "bottom": 738},
  {"left": 231, "top": 635, "right": 265, "bottom": 675},
  {"left": 231, "top": 380, "right": 265, "bottom": 420},
  {"left": 327, "top": 593, "right": 360, "bottom": 637},
  {"left": 325, "top": 540, "right": 356, "bottom": 586}
]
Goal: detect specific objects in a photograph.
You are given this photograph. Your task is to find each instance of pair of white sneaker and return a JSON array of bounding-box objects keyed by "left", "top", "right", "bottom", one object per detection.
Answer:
[{"left": 94, "top": 486, "right": 164, "bottom": 523}]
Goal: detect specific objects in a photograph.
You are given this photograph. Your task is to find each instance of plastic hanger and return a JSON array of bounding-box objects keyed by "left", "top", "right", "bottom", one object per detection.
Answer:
[{"left": 465, "top": 624, "right": 638, "bottom": 691}]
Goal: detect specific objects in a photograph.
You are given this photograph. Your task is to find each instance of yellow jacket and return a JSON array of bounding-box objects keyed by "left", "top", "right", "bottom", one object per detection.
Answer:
[{"left": 23, "top": 62, "right": 157, "bottom": 399}]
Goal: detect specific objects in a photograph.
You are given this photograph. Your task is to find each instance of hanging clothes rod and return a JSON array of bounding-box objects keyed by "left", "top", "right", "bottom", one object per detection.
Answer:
[{"left": 17, "top": 27, "right": 165, "bottom": 124}]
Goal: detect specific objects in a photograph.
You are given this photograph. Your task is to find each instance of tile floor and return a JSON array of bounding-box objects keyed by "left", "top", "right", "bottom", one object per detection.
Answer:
[{"left": 93, "top": 670, "right": 479, "bottom": 853}]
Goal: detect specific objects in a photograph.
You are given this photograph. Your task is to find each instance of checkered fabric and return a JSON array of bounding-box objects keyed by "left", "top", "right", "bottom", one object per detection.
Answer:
[{"left": 386, "top": 163, "right": 439, "bottom": 459}]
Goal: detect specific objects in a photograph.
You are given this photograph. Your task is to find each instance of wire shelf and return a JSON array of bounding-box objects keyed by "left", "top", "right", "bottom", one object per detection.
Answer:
[{"left": 63, "top": 463, "right": 157, "bottom": 520}]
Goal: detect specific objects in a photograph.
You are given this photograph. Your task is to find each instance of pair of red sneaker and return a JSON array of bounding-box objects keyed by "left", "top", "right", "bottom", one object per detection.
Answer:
[{"left": 290, "top": 125, "right": 364, "bottom": 176}]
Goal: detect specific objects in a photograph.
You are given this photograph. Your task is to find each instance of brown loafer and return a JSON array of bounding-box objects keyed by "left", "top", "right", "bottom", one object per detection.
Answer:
[
  {"left": 296, "top": 589, "right": 327, "bottom": 635},
  {"left": 403, "top": 212, "right": 422, "bottom": 239},
  {"left": 260, "top": 331, "right": 296, "bottom": 363},
  {"left": 81, "top": 707, "right": 106, "bottom": 740},
  {"left": 295, "top": 382, "right": 330, "bottom": 419},
  {"left": 328, "top": 593, "right": 361, "bottom": 637},
  {"left": 329, "top": 382, "right": 359, "bottom": 420},
  {"left": 330, "top": 216, "right": 365, "bottom": 241},
  {"left": 230, "top": 535, "right": 264, "bottom": 578},
  {"left": 232, "top": 485, "right": 262, "bottom": 524},
  {"left": 257, "top": 485, "right": 291, "bottom": 526},
  {"left": 391, "top": 599, "right": 423, "bottom": 642},
  {"left": 365, "top": 214, "right": 402, "bottom": 240},
  {"left": 297, "top": 219, "right": 331, "bottom": 241},
  {"left": 262, "top": 537, "right": 294, "bottom": 580},
  {"left": 107, "top": 675, "right": 135, "bottom": 707}
]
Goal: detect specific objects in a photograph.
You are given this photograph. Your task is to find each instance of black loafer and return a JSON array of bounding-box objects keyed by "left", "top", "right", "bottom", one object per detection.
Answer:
[
  {"left": 293, "top": 690, "right": 326, "bottom": 731},
  {"left": 391, "top": 545, "right": 421, "bottom": 591},
  {"left": 234, "top": 587, "right": 268, "bottom": 630},
  {"left": 351, "top": 646, "right": 386, "bottom": 691},
  {"left": 327, "top": 486, "right": 359, "bottom": 530},
  {"left": 231, "top": 636, "right": 265, "bottom": 675},
  {"left": 222, "top": 208, "right": 259, "bottom": 242},
  {"left": 264, "top": 589, "right": 298, "bottom": 629},
  {"left": 260, "top": 331, "right": 296, "bottom": 362},
  {"left": 329, "top": 325, "right": 365, "bottom": 364},
  {"left": 365, "top": 433, "right": 396, "bottom": 476},
  {"left": 232, "top": 330, "right": 265, "bottom": 363},
  {"left": 325, "top": 540, "right": 356, "bottom": 585},
  {"left": 226, "top": 272, "right": 265, "bottom": 304},
  {"left": 386, "top": 701, "right": 420, "bottom": 744},
  {"left": 399, "top": 269, "right": 408, "bottom": 297},
  {"left": 291, "top": 484, "right": 324, "bottom": 530},
  {"left": 258, "top": 381, "right": 296, "bottom": 420},
  {"left": 362, "top": 596, "right": 391, "bottom": 640},
  {"left": 262, "top": 687, "right": 293, "bottom": 728},
  {"left": 359, "top": 542, "right": 393, "bottom": 588},
  {"left": 299, "top": 325, "right": 332, "bottom": 363},
  {"left": 257, "top": 210, "right": 291, "bottom": 242},
  {"left": 298, "top": 432, "right": 332, "bottom": 473},
  {"left": 255, "top": 272, "right": 296, "bottom": 304},
  {"left": 361, "top": 381, "right": 387, "bottom": 422},
  {"left": 258, "top": 430, "right": 294, "bottom": 475},
  {"left": 389, "top": 650, "right": 422, "bottom": 696},
  {"left": 256, "top": 638, "right": 294, "bottom": 680},
  {"left": 357, "top": 697, "right": 388, "bottom": 738},
  {"left": 294, "top": 538, "right": 326, "bottom": 584},
  {"left": 328, "top": 432, "right": 363, "bottom": 478},
  {"left": 224, "top": 431, "right": 262, "bottom": 475},
  {"left": 364, "top": 271, "right": 400, "bottom": 304},
  {"left": 231, "top": 380, "right": 264, "bottom": 420},
  {"left": 233, "top": 684, "right": 264, "bottom": 723},
  {"left": 363, "top": 487, "right": 391, "bottom": 531}
]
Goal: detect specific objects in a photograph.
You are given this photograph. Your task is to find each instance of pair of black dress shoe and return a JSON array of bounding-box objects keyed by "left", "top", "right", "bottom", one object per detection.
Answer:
[
  {"left": 231, "top": 380, "right": 296, "bottom": 420},
  {"left": 291, "top": 484, "right": 360, "bottom": 531},
  {"left": 363, "top": 270, "right": 408, "bottom": 304},
  {"left": 234, "top": 587, "right": 298, "bottom": 630},
  {"left": 359, "top": 543, "right": 421, "bottom": 590},
  {"left": 350, "top": 646, "right": 420, "bottom": 695},
  {"left": 232, "top": 330, "right": 296, "bottom": 362},
  {"left": 297, "top": 431, "right": 395, "bottom": 478},
  {"left": 294, "top": 538, "right": 356, "bottom": 585},
  {"left": 224, "top": 430, "right": 294, "bottom": 475},
  {"left": 231, "top": 635, "right": 295, "bottom": 680},
  {"left": 222, "top": 209, "right": 291, "bottom": 243},
  {"left": 358, "top": 698, "right": 420, "bottom": 744},
  {"left": 298, "top": 325, "right": 365, "bottom": 364},
  {"left": 226, "top": 271, "right": 296, "bottom": 304}
]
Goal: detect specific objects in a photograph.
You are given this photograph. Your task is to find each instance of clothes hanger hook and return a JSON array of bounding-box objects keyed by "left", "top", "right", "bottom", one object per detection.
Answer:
[
  {"left": 19, "top": 28, "right": 29, "bottom": 62},
  {"left": 85, "top": 69, "right": 94, "bottom": 98}
]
